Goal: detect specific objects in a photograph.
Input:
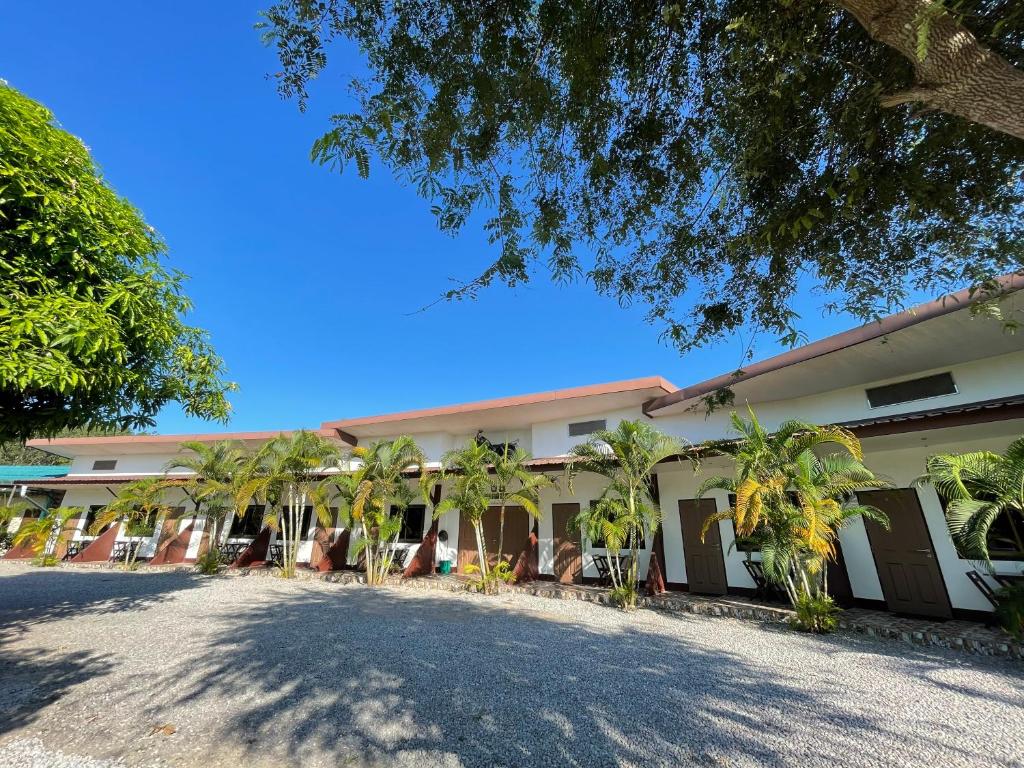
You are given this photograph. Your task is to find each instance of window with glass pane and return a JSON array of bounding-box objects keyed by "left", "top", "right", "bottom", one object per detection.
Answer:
[
  {"left": 938, "top": 494, "right": 1024, "bottom": 561},
  {"left": 229, "top": 505, "right": 263, "bottom": 537},
  {"left": 394, "top": 505, "right": 426, "bottom": 542}
]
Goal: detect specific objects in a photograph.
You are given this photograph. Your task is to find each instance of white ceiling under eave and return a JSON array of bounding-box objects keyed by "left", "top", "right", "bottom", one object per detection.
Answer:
[{"left": 647, "top": 310, "right": 1024, "bottom": 416}]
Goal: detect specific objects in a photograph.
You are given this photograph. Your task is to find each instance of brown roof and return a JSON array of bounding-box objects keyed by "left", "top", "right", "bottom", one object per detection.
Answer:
[
  {"left": 27, "top": 429, "right": 336, "bottom": 451},
  {"left": 322, "top": 376, "right": 677, "bottom": 431},
  {"left": 643, "top": 274, "right": 1024, "bottom": 415}
]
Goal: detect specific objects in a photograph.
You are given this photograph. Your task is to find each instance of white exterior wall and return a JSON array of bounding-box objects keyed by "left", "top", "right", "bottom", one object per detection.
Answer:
[
  {"left": 368, "top": 429, "right": 531, "bottom": 464},
  {"left": 531, "top": 406, "right": 646, "bottom": 459},
  {"left": 653, "top": 457, "right": 756, "bottom": 590},
  {"left": 853, "top": 431, "right": 1024, "bottom": 612},
  {"left": 65, "top": 452, "right": 181, "bottom": 477},
  {"left": 18, "top": 343, "right": 1022, "bottom": 617},
  {"left": 655, "top": 350, "right": 1024, "bottom": 444},
  {"left": 537, "top": 472, "right": 654, "bottom": 580}
]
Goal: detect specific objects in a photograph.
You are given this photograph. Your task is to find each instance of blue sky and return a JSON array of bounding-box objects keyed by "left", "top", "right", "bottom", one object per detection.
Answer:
[{"left": 3, "top": 2, "right": 922, "bottom": 433}]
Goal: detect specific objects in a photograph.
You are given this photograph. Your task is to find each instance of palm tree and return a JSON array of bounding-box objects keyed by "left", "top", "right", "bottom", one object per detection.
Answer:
[
  {"left": 433, "top": 440, "right": 498, "bottom": 589},
  {"left": 236, "top": 431, "right": 340, "bottom": 578},
  {"left": 697, "top": 408, "right": 889, "bottom": 606},
  {"left": 491, "top": 442, "right": 553, "bottom": 564},
  {"left": 8, "top": 505, "right": 83, "bottom": 563},
  {"left": 164, "top": 440, "right": 246, "bottom": 562},
  {"left": 569, "top": 420, "right": 687, "bottom": 608},
  {"left": 96, "top": 478, "right": 171, "bottom": 568},
  {"left": 323, "top": 436, "right": 427, "bottom": 585},
  {"left": 918, "top": 437, "right": 1024, "bottom": 566}
]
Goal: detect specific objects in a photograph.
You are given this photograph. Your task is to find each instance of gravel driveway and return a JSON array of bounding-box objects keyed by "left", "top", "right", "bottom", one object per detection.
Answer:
[{"left": 1, "top": 563, "right": 1021, "bottom": 768}]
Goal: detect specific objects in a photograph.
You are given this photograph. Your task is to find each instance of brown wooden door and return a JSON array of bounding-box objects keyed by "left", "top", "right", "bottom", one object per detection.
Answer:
[
  {"left": 458, "top": 507, "right": 530, "bottom": 572},
  {"left": 457, "top": 511, "right": 478, "bottom": 572},
  {"left": 858, "top": 489, "right": 952, "bottom": 619},
  {"left": 496, "top": 506, "right": 529, "bottom": 561},
  {"left": 552, "top": 503, "right": 583, "bottom": 584},
  {"left": 679, "top": 499, "right": 728, "bottom": 595}
]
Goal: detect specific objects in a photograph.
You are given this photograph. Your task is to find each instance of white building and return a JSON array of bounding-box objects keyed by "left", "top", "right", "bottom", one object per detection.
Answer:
[{"left": 12, "top": 278, "right": 1024, "bottom": 621}]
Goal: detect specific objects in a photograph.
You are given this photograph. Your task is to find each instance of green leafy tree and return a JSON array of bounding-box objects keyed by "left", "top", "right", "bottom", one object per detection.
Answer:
[
  {"left": 261, "top": 1, "right": 1024, "bottom": 357},
  {"left": 433, "top": 440, "right": 499, "bottom": 591},
  {"left": 324, "top": 436, "right": 427, "bottom": 585},
  {"left": 491, "top": 442, "right": 553, "bottom": 565},
  {"left": 569, "top": 420, "right": 687, "bottom": 608},
  {"left": 236, "top": 431, "right": 339, "bottom": 578},
  {"left": 95, "top": 478, "right": 170, "bottom": 569},
  {"left": 698, "top": 409, "right": 889, "bottom": 617},
  {"left": 164, "top": 440, "right": 247, "bottom": 569},
  {"left": 918, "top": 437, "right": 1024, "bottom": 565},
  {"left": 0, "top": 83, "right": 235, "bottom": 442}
]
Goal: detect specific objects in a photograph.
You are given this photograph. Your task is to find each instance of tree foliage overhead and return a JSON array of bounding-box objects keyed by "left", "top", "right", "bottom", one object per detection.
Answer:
[
  {"left": 0, "top": 83, "right": 236, "bottom": 442},
  {"left": 261, "top": 0, "right": 1024, "bottom": 354}
]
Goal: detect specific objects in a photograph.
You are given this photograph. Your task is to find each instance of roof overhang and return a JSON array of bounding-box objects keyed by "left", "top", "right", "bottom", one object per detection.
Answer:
[
  {"left": 644, "top": 275, "right": 1024, "bottom": 416},
  {"left": 321, "top": 377, "right": 677, "bottom": 439},
  {"left": 26, "top": 429, "right": 340, "bottom": 459}
]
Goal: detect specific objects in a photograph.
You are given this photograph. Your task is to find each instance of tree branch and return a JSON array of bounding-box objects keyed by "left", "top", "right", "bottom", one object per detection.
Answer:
[{"left": 831, "top": 0, "right": 1024, "bottom": 140}]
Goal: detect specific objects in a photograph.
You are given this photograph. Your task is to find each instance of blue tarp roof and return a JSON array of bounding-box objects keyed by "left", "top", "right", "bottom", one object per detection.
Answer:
[{"left": 0, "top": 465, "right": 69, "bottom": 483}]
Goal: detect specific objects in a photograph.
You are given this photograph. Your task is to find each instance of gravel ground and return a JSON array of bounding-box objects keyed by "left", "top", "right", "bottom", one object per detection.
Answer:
[{"left": 1, "top": 563, "right": 1022, "bottom": 768}]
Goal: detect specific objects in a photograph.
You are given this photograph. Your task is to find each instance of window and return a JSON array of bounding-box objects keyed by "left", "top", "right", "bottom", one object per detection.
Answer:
[
  {"left": 586, "top": 500, "right": 645, "bottom": 548},
  {"left": 569, "top": 419, "right": 606, "bottom": 437},
  {"left": 937, "top": 494, "right": 1024, "bottom": 561},
  {"left": 394, "top": 504, "right": 426, "bottom": 542},
  {"left": 83, "top": 505, "right": 108, "bottom": 535},
  {"left": 92, "top": 459, "right": 117, "bottom": 471},
  {"left": 281, "top": 506, "right": 314, "bottom": 538},
  {"left": 229, "top": 505, "right": 263, "bottom": 537},
  {"left": 865, "top": 372, "right": 957, "bottom": 409},
  {"left": 125, "top": 510, "right": 158, "bottom": 538}
]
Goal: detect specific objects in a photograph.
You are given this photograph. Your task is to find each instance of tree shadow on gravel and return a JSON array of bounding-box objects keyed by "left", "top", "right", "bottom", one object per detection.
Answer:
[
  {"left": 130, "top": 585, "right": 901, "bottom": 768},
  {"left": 0, "top": 566, "right": 205, "bottom": 738},
  {"left": 0, "top": 567, "right": 206, "bottom": 644}
]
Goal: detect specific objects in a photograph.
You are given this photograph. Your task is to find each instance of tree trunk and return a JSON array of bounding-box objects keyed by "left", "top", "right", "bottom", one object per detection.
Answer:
[
  {"left": 497, "top": 503, "right": 506, "bottom": 568},
  {"left": 833, "top": 0, "right": 1024, "bottom": 140},
  {"left": 474, "top": 520, "right": 490, "bottom": 590}
]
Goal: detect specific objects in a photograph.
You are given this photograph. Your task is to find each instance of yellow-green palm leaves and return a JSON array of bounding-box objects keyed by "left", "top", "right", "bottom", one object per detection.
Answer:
[
  {"left": 491, "top": 442, "right": 554, "bottom": 561},
  {"left": 323, "top": 435, "right": 426, "bottom": 585},
  {"left": 918, "top": 437, "right": 1024, "bottom": 565},
  {"left": 698, "top": 407, "right": 888, "bottom": 604},
  {"left": 235, "top": 431, "right": 342, "bottom": 577},
  {"left": 8, "top": 505, "right": 82, "bottom": 561},
  {"left": 569, "top": 420, "right": 688, "bottom": 606},
  {"left": 434, "top": 440, "right": 497, "bottom": 585},
  {"left": 98, "top": 478, "right": 172, "bottom": 567},
  {"left": 164, "top": 439, "right": 246, "bottom": 552}
]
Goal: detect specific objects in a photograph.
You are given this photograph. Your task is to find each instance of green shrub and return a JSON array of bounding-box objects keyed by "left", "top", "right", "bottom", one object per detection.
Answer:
[
  {"left": 790, "top": 592, "right": 839, "bottom": 633},
  {"left": 463, "top": 560, "right": 516, "bottom": 594},
  {"left": 32, "top": 553, "right": 59, "bottom": 567},
  {"left": 195, "top": 550, "right": 222, "bottom": 575},
  {"left": 995, "top": 583, "right": 1024, "bottom": 641},
  {"left": 610, "top": 583, "right": 638, "bottom": 610}
]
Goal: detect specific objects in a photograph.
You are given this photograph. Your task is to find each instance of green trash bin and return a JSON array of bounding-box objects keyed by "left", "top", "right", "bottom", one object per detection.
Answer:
[{"left": 439, "top": 560, "right": 452, "bottom": 575}]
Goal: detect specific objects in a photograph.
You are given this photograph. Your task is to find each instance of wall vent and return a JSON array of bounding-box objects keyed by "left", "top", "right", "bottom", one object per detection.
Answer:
[
  {"left": 568, "top": 419, "right": 606, "bottom": 437},
  {"left": 865, "top": 372, "right": 957, "bottom": 409}
]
